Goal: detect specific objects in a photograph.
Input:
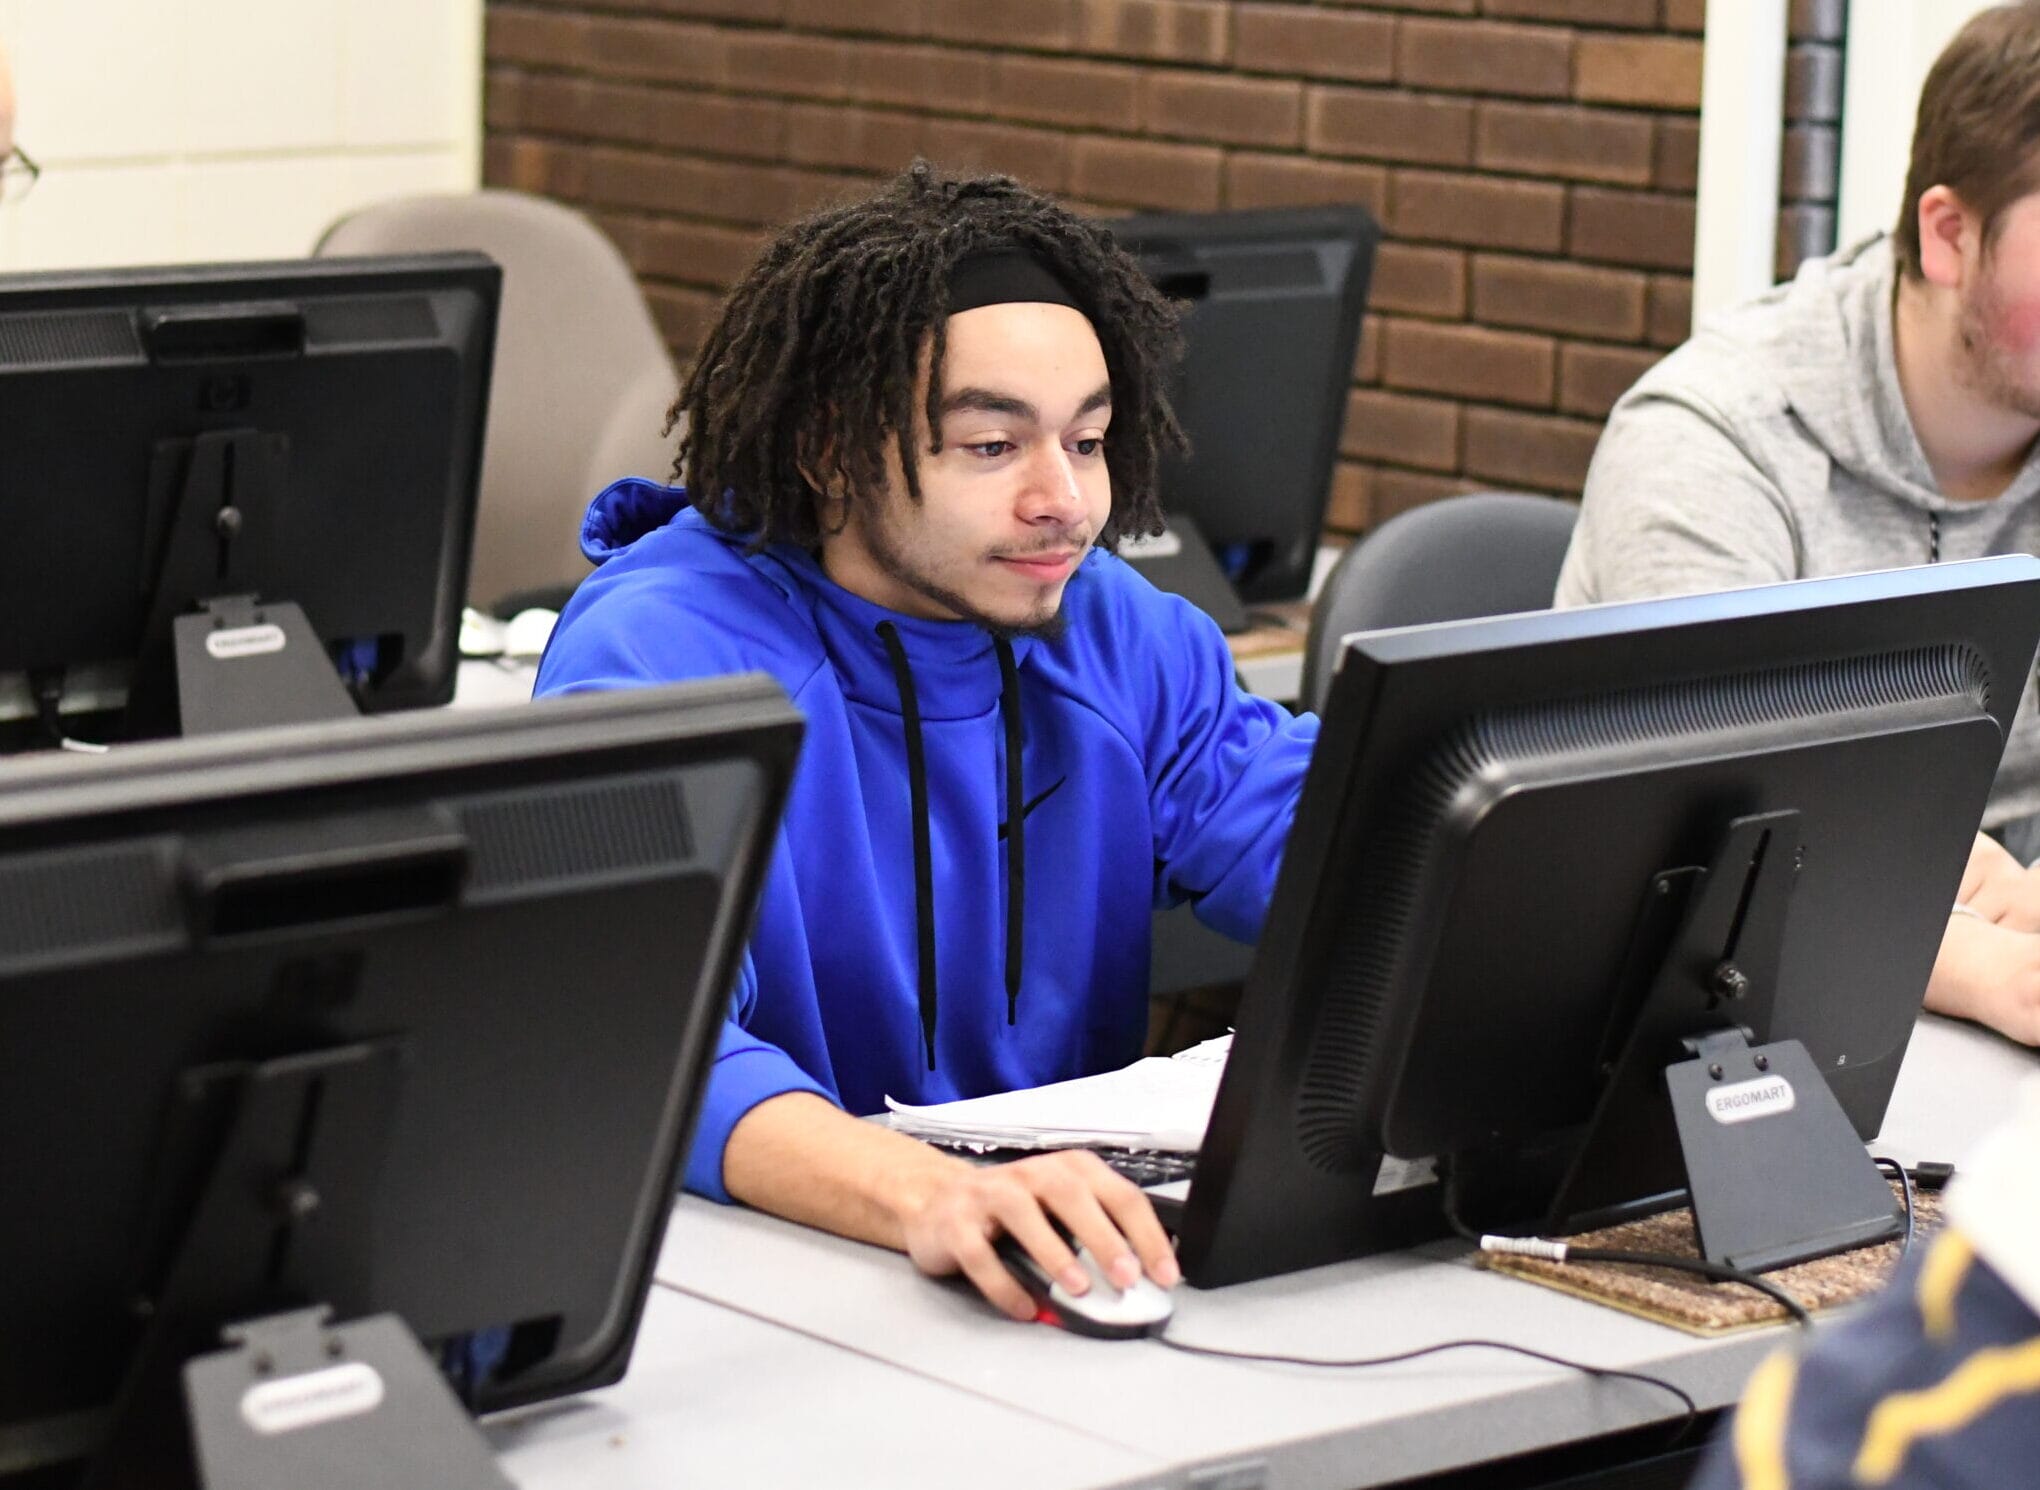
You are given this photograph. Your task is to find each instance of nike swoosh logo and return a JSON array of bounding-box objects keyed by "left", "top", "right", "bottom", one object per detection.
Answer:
[{"left": 997, "top": 776, "right": 1066, "bottom": 840}]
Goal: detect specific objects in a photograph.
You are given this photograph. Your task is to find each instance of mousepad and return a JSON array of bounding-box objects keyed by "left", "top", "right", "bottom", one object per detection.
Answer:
[{"left": 1481, "top": 1182, "right": 1944, "bottom": 1335}]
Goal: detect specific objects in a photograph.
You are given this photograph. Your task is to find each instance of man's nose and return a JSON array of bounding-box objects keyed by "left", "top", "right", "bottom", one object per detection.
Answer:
[{"left": 1023, "top": 443, "right": 1085, "bottom": 522}]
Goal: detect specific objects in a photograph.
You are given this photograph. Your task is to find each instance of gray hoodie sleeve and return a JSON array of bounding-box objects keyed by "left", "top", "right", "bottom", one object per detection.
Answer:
[{"left": 1555, "top": 389, "right": 1801, "bottom": 607}]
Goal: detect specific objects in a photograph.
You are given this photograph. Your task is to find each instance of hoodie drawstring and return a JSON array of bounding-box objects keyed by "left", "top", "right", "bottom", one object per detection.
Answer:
[
  {"left": 994, "top": 638, "right": 1025, "bottom": 1026},
  {"left": 875, "top": 623, "right": 1029, "bottom": 1071},
  {"left": 877, "top": 622, "right": 939, "bottom": 1070},
  {"left": 1928, "top": 511, "right": 1942, "bottom": 563}
]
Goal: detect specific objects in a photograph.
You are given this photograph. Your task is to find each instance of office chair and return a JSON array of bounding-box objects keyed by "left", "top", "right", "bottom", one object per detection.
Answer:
[
  {"left": 316, "top": 190, "right": 681, "bottom": 614},
  {"left": 1150, "top": 493, "right": 1578, "bottom": 1050},
  {"left": 1299, "top": 492, "right": 1579, "bottom": 715}
]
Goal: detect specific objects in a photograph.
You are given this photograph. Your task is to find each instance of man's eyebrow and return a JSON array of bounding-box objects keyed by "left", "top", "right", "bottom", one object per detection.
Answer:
[
  {"left": 939, "top": 382, "right": 1114, "bottom": 422},
  {"left": 940, "top": 387, "right": 1037, "bottom": 421}
]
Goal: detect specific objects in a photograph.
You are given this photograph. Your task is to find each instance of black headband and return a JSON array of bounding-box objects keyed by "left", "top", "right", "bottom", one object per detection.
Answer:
[{"left": 945, "top": 245, "right": 1090, "bottom": 319}]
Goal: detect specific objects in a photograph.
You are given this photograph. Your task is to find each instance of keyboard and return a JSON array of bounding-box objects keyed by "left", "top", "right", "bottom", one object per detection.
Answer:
[
  {"left": 934, "top": 1140, "right": 1199, "bottom": 1189},
  {"left": 1099, "top": 1149, "right": 1199, "bottom": 1188}
]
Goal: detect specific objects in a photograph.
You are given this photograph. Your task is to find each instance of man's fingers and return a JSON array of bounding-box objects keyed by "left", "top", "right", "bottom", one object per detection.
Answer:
[
  {"left": 986, "top": 1193, "right": 1090, "bottom": 1295},
  {"left": 949, "top": 1223, "right": 1038, "bottom": 1321},
  {"left": 1027, "top": 1158, "right": 1143, "bottom": 1291},
  {"left": 1094, "top": 1175, "right": 1181, "bottom": 1288}
]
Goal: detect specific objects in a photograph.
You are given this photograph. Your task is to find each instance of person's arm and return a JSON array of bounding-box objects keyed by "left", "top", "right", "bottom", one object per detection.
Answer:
[
  {"left": 1924, "top": 911, "right": 2040, "bottom": 1045},
  {"left": 1954, "top": 830, "right": 2040, "bottom": 929},
  {"left": 721, "top": 1094, "right": 1180, "bottom": 1319},
  {"left": 1900, "top": 833, "right": 2040, "bottom": 1045},
  {"left": 688, "top": 896, "right": 1183, "bottom": 1309},
  {"left": 1555, "top": 389, "right": 1801, "bottom": 608},
  {"left": 1136, "top": 597, "right": 1319, "bottom": 942}
]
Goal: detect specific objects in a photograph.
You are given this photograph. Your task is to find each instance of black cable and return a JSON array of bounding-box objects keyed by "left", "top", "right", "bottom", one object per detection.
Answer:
[
  {"left": 1550, "top": 1246, "right": 1812, "bottom": 1328},
  {"left": 1154, "top": 1331, "right": 1700, "bottom": 1444},
  {"left": 1873, "top": 1156, "right": 1917, "bottom": 1263},
  {"left": 1442, "top": 1161, "right": 1811, "bottom": 1327}
]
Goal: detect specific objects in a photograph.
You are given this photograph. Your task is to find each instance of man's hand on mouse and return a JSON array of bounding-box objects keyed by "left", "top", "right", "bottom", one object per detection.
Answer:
[{"left": 898, "top": 1149, "right": 1180, "bottom": 1321}]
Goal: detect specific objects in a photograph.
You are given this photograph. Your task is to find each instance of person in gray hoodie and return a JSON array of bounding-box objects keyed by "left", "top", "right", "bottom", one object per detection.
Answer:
[{"left": 1558, "top": 2, "right": 2040, "bottom": 1048}]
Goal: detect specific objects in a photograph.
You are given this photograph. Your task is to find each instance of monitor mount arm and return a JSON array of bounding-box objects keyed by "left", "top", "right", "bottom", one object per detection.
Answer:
[
  {"left": 1551, "top": 809, "right": 1901, "bottom": 1271},
  {"left": 128, "top": 427, "right": 357, "bottom": 739}
]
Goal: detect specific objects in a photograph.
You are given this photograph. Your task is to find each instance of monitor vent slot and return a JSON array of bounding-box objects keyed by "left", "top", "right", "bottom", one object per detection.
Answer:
[
  {"left": 1291, "top": 643, "right": 1989, "bottom": 1174},
  {"left": 455, "top": 774, "right": 695, "bottom": 900},
  {"left": 0, "top": 310, "right": 144, "bottom": 369},
  {"left": 302, "top": 296, "right": 439, "bottom": 348},
  {"left": 1479, "top": 645, "right": 1990, "bottom": 759},
  {"left": 1294, "top": 731, "right": 1485, "bottom": 1175},
  {"left": 0, "top": 839, "right": 181, "bottom": 974}
]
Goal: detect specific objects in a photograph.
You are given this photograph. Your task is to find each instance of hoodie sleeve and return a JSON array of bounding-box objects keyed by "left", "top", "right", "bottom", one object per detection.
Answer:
[
  {"left": 1139, "top": 594, "right": 1319, "bottom": 943},
  {"left": 683, "top": 947, "right": 834, "bottom": 1203},
  {"left": 1556, "top": 387, "right": 1801, "bottom": 608}
]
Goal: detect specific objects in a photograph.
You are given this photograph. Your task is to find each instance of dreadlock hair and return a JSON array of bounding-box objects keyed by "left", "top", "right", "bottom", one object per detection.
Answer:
[{"left": 667, "top": 160, "right": 1187, "bottom": 553}]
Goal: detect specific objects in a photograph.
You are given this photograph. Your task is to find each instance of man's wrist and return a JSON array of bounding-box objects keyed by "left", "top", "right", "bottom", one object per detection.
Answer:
[{"left": 870, "top": 1137, "right": 970, "bottom": 1243}]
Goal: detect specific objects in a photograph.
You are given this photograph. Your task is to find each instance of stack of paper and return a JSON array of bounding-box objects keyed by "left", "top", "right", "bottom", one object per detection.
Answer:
[{"left": 883, "top": 1033, "right": 1231, "bottom": 1153}]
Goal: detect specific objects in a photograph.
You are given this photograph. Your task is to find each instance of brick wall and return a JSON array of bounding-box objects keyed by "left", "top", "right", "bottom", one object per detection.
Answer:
[{"left": 480, "top": 0, "right": 1809, "bottom": 534}]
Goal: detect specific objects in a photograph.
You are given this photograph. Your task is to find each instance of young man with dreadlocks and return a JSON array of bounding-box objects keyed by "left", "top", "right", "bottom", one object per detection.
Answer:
[{"left": 536, "top": 164, "right": 1317, "bottom": 1315}]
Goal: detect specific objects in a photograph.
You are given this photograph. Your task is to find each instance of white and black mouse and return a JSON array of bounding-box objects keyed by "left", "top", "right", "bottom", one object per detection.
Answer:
[{"left": 994, "top": 1233, "right": 1174, "bottom": 1339}]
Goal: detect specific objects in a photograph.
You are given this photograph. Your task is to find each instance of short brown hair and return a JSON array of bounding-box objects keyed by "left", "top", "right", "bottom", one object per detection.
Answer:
[{"left": 1895, "top": 1, "right": 2040, "bottom": 279}]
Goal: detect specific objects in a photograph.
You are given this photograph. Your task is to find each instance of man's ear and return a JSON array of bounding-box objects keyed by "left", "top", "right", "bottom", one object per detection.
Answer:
[
  {"left": 1916, "top": 185, "right": 1980, "bottom": 291},
  {"left": 796, "top": 428, "right": 844, "bottom": 523}
]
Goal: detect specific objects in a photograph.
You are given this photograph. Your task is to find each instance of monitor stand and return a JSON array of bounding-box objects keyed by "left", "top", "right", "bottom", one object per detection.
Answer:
[
  {"left": 127, "top": 428, "right": 361, "bottom": 739},
  {"left": 83, "top": 1040, "right": 509, "bottom": 1490},
  {"left": 1116, "top": 511, "right": 1252, "bottom": 635},
  {"left": 170, "top": 595, "right": 359, "bottom": 736},
  {"left": 1546, "top": 809, "right": 1902, "bottom": 1272}
]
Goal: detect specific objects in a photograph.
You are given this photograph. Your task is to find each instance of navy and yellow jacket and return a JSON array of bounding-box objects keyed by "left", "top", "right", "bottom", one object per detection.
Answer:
[
  {"left": 535, "top": 483, "right": 1318, "bottom": 1200},
  {"left": 1697, "top": 1083, "right": 2040, "bottom": 1489}
]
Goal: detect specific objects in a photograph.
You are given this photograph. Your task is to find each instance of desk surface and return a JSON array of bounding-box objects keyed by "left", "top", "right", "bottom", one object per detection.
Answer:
[
  {"left": 488, "top": 1285, "right": 1153, "bottom": 1490},
  {"left": 598, "top": 1016, "right": 2027, "bottom": 1490}
]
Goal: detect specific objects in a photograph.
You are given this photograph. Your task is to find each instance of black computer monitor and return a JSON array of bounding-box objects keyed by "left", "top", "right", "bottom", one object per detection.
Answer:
[
  {"left": 1112, "top": 205, "right": 1376, "bottom": 608},
  {"left": 1171, "top": 558, "right": 2040, "bottom": 1288},
  {"left": 0, "top": 253, "right": 497, "bottom": 745},
  {"left": 0, "top": 677, "right": 800, "bottom": 1486}
]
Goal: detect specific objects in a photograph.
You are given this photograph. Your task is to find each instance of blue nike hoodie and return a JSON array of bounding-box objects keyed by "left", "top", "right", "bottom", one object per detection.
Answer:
[{"left": 535, "top": 481, "right": 1319, "bottom": 1200}]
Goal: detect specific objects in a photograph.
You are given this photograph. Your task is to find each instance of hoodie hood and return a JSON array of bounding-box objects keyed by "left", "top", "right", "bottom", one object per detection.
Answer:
[
  {"left": 580, "top": 477, "right": 697, "bottom": 562},
  {"left": 1704, "top": 235, "right": 1952, "bottom": 514}
]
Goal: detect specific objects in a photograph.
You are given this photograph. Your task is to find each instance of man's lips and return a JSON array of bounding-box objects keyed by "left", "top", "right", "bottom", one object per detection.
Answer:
[{"left": 993, "top": 550, "right": 1082, "bottom": 580}]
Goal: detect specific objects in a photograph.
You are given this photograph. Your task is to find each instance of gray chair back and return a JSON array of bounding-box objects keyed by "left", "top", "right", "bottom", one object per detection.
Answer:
[
  {"left": 316, "top": 190, "right": 680, "bottom": 612},
  {"left": 1300, "top": 492, "right": 1578, "bottom": 714}
]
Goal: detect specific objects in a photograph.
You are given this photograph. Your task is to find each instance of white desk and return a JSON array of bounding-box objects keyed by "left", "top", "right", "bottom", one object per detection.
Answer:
[
  {"left": 1876, "top": 1011, "right": 2036, "bottom": 1169},
  {"left": 488, "top": 1285, "right": 1152, "bottom": 1490},
  {"left": 453, "top": 657, "right": 539, "bottom": 708},
  {"left": 499, "top": 1015, "right": 2029, "bottom": 1490}
]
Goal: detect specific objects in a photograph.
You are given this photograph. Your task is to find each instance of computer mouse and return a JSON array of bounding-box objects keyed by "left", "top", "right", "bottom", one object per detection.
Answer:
[{"left": 994, "top": 1233, "right": 1174, "bottom": 1339}]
